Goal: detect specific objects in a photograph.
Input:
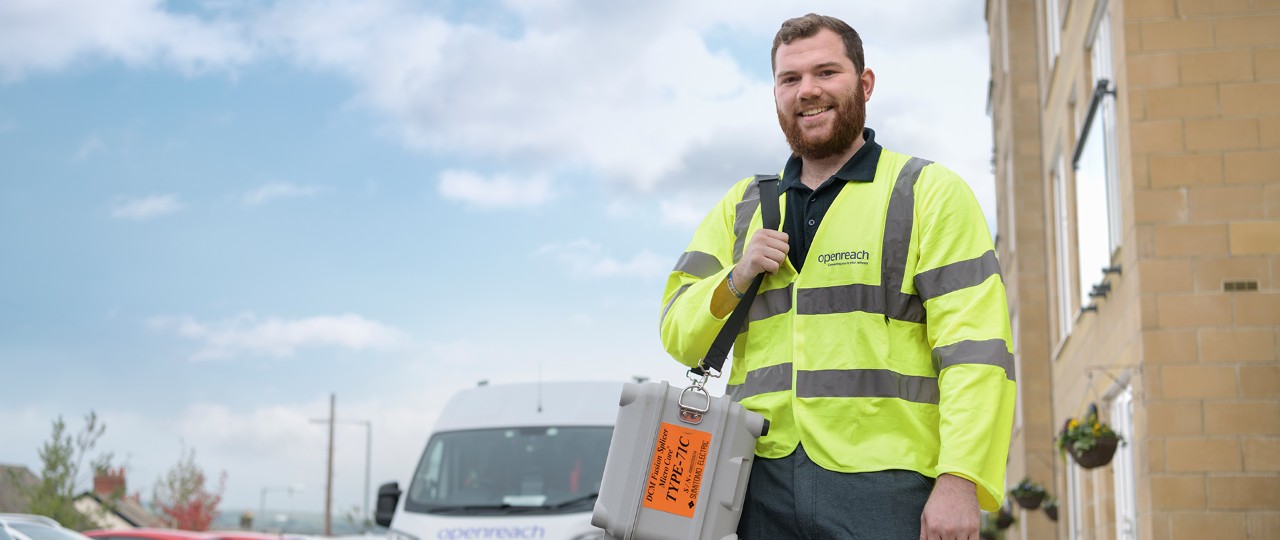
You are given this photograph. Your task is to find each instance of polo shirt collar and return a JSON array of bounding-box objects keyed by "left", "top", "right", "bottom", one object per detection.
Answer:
[{"left": 779, "top": 127, "right": 883, "bottom": 191}]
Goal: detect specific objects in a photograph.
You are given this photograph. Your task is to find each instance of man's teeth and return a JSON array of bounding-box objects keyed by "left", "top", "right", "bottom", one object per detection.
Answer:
[{"left": 800, "top": 107, "right": 831, "bottom": 117}]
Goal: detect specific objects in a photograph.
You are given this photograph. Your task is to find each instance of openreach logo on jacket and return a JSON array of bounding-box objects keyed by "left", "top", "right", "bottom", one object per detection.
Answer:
[{"left": 816, "top": 249, "right": 872, "bottom": 266}]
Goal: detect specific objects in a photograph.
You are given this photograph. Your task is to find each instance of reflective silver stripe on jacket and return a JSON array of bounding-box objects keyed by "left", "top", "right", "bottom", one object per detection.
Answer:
[
  {"left": 881, "top": 157, "right": 932, "bottom": 323},
  {"left": 727, "top": 362, "right": 793, "bottom": 401},
  {"left": 796, "top": 368, "right": 941, "bottom": 404},
  {"left": 932, "top": 338, "right": 1016, "bottom": 381},
  {"left": 672, "top": 250, "right": 723, "bottom": 279},
  {"left": 660, "top": 284, "right": 690, "bottom": 326},
  {"left": 914, "top": 250, "right": 1003, "bottom": 301},
  {"left": 732, "top": 180, "right": 762, "bottom": 263}
]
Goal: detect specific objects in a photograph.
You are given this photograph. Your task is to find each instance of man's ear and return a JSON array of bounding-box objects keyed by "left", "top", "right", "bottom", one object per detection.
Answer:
[{"left": 861, "top": 67, "right": 876, "bottom": 102}]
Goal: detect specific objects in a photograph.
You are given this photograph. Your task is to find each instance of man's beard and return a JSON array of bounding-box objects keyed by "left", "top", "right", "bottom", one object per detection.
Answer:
[{"left": 777, "top": 82, "right": 866, "bottom": 161}]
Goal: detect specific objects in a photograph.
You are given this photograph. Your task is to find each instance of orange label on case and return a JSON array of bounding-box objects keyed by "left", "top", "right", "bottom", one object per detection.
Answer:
[{"left": 641, "top": 422, "right": 712, "bottom": 518}]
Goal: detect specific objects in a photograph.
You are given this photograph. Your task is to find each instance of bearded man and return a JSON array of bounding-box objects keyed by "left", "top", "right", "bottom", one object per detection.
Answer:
[{"left": 659, "top": 13, "right": 1016, "bottom": 540}]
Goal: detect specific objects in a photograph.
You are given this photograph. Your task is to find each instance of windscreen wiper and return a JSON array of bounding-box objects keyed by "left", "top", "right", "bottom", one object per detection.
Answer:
[
  {"left": 544, "top": 492, "right": 599, "bottom": 510},
  {"left": 424, "top": 504, "right": 520, "bottom": 515}
]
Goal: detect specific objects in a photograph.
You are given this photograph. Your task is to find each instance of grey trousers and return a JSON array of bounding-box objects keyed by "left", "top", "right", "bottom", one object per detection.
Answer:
[{"left": 737, "top": 443, "right": 935, "bottom": 540}]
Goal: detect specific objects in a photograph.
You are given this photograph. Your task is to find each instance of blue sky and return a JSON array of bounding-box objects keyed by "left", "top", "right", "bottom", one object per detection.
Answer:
[{"left": 1, "top": 0, "right": 995, "bottom": 517}]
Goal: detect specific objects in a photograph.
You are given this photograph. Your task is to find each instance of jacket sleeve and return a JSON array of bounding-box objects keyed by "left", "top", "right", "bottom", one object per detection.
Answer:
[
  {"left": 912, "top": 164, "right": 1016, "bottom": 512},
  {"left": 659, "top": 179, "right": 753, "bottom": 368}
]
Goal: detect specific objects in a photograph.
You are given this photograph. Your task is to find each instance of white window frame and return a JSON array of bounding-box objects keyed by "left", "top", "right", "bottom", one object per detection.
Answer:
[
  {"left": 1108, "top": 385, "right": 1138, "bottom": 540},
  {"left": 1053, "top": 155, "right": 1074, "bottom": 341},
  {"left": 1091, "top": 12, "right": 1122, "bottom": 253},
  {"left": 1067, "top": 460, "right": 1084, "bottom": 539},
  {"left": 1045, "top": 0, "right": 1061, "bottom": 70}
]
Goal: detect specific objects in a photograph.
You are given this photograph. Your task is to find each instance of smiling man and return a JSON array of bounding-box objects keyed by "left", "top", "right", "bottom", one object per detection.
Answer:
[{"left": 659, "top": 13, "right": 1016, "bottom": 540}]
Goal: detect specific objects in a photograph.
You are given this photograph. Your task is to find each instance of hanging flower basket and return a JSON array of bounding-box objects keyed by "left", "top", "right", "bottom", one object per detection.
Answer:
[
  {"left": 996, "top": 507, "right": 1015, "bottom": 530},
  {"left": 1068, "top": 433, "right": 1120, "bottom": 469},
  {"left": 1043, "top": 499, "right": 1059, "bottom": 522},
  {"left": 1009, "top": 477, "right": 1047, "bottom": 510},
  {"left": 1057, "top": 404, "right": 1125, "bottom": 469}
]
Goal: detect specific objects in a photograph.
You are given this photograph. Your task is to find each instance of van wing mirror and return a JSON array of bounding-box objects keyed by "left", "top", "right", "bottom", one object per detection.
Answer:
[{"left": 375, "top": 481, "right": 402, "bottom": 528}]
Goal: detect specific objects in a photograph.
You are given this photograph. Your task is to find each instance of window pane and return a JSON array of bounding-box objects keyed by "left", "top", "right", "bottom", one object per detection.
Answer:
[{"left": 1075, "top": 114, "right": 1111, "bottom": 308}]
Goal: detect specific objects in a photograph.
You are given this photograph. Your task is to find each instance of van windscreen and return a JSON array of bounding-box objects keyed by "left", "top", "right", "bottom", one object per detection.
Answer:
[{"left": 404, "top": 426, "right": 613, "bottom": 516}]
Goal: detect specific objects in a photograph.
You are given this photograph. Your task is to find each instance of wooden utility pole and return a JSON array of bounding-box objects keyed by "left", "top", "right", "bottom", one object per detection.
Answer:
[{"left": 325, "top": 393, "right": 335, "bottom": 536}]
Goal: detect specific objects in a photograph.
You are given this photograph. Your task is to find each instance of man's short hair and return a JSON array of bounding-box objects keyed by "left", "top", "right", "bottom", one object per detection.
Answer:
[{"left": 771, "top": 13, "right": 865, "bottom": 75}]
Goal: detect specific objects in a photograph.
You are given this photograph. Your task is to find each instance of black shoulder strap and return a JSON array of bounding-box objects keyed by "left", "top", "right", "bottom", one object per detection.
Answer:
[{"left": 696, "top": 174, "right": 781, "bottom": 375}]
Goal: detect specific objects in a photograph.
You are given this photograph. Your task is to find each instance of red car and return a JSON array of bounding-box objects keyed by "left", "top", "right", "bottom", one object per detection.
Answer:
[
  {"left": 84, "top": 530, "right": 303, "bottom": 540},
  {"left": 83, "top": 530, "right": 218, "bottom": 540}
]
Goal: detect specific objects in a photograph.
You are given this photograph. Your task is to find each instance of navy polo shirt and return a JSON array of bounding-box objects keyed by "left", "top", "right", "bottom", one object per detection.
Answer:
[{"left": 779, "top": 128, "right": 883, "bottom": 272}]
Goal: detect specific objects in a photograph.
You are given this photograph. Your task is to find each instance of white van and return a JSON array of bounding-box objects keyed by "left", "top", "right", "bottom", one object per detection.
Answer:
[{"left": 375, "top": 381, "right": 622, "bottom": 540}]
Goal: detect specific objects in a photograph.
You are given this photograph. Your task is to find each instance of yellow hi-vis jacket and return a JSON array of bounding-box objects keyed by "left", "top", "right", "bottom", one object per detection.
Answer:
[{"left": 659, "top": 149, "right": 1016, "bottom": 511}]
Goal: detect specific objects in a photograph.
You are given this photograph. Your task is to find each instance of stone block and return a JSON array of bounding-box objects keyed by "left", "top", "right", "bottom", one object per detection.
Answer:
[
  {"left": 1207, "top": 475, "right": 1280, "bottom": 508},
  {"left": 1200, "top": 327, "right": 1277, "bottom": 362},
  {"left": 1158, "top": 292, "right": 1234, "bottom": 326},
  {"left": 1150, "top": 153, "right": 1223, "bottom": 187},
  {"left": 1177, "top": 0, "right": 1251, "bottom": 15},
  {"left": 1250, "top": 512, "right": 1280, "bottom": 540},
  {"left": 1224, "top": 150, "right": 1280, "bottom": 185},
  {"left": 1181, "top": 49, "right": 1254, "bottom": 84},
  {"left": 1167, "top": 437, "right": 1243, "bottom": 471},
  {"left": 1262, "top": 116, "right": 1280, "bottom": 147},
  {"left": 1153, "top": 223, "right": 1229, "bottom": 257},
  {"left": 1186, "top": 118, "right": 1259, "bottom": 151},
  {"left": 1129, "top": 0, "right": 1177, "bottom": 18},
  {"left": 1268, "top": 184, "right": 1280, "bottom": 219},
  {"left": 1135, "top": 188, "right": 1188, "bottom": 223},
  {"left": 1188, "top": 186, "right": 1266, "bottom": 221},
  {"left": 1234, "top": 291, "right": 1280, "bottom": 325},
  {"left": 1194, "top": 257, "right": 1271, "bottom": 292},
  {"left": 1205, "top": 401, "right": 1280, "bottom": 435},
  {"left": 1170, "top": 512, "right": 1248, "bottom": 540},
  {"left": 1161, "top": 364, "right": 1240, "bottom": 398},
  {"left": 1240, "top": 365, "right": 1280, "bottom": 398},
  {"left": 1135, "top": 119, "right": 1187, "bottom": 153},
  {"left": 1244, "top": 438, "right": 1280, "bottom": 471},
  {"left": 1214, "top": 15, "right": 1280, "bottom": 47},
  {"left": 1150, "top": 84, "right": 1220, "bottom": 119},
  {"left": 1130, "top": 53, "right": 1180, "bottom": 87},
  {"left": 1150, "top": 474, "right": 1206, "bottom": 509},
  {"left": 1257, "top": 48, "right": 1280, "bottom": 80},
  {"left": 1229, "top": 222, "right": 1280, "bottom": 256},
  {"left": 1143, "top": 328, "right": 1200, "bottom": 363},
  {"left": 1146, "top": 401, "right": 1204, "bottom": 436},
  {"left": 1221, "top": 82, "right": 1280, "bottom": 116},
  {"left": 1144, "top": 19, "right": 1215, "bottom": 51},
  {"left": 1140, "top": 258, "right": 1194, "bottom": 292}
]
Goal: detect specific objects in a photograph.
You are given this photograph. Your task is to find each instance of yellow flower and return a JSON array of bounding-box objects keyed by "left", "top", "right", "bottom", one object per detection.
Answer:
[{"left": 1068, "top": 419, "right": 1079, "bottom": 429}]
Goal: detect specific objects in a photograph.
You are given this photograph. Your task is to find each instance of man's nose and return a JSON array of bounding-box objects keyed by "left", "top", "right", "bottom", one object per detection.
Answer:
[{"left": 797, "top": 76, "right": 822, "bottom": 100}]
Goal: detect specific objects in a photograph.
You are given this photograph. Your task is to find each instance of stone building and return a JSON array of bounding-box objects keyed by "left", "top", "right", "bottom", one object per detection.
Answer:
[{"left": 985, "top": 0, "right": 1279, "bottom": 538}]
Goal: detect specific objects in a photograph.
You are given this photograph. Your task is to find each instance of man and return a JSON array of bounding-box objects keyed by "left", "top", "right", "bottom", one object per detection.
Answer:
[{"left": 659, "top": 14, "right": 1015, "bottom": 540}]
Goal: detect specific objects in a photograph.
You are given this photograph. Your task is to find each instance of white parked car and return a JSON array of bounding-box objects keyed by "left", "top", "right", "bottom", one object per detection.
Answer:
[
  {"left": 0, "top": 514, "right": 93, "bottom": 540},
  {"left": 375, "top": 381, "right": 622, "bottom": 540}
]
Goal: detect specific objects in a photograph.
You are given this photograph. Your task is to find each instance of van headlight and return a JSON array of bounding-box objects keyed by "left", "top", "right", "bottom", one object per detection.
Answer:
[{"left": 387, "top": 529, "right": 419, "bottom": 540}]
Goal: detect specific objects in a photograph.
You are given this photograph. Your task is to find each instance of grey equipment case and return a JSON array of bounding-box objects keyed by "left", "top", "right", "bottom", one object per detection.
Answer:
[{"left": 591, "top": 175, "right": 780, "bottom": 540}]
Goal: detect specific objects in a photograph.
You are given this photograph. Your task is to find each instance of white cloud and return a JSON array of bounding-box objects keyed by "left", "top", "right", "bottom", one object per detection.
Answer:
[
  {"left": 110, "top": 194, "right": 184, "bottom": 220},
  {"left": 535, "top": 240, "right": 668, "bottom": 279},
  {"left": 1, "top": 1, "right": 998, "bottom": 225},
  {"left": 74, "top": 135, "right": 104, "bottom": 161},
  {"left": 0, "top": 0, "right": 252, "bottom": 81},
  {"left": 437, "top": 169, "right": 555, "bottom": 209},
  {"left": 241, "top": 181, "right": 321, "bottom": 206},
  {"left": 148, "top": 312, "right": 407, "bottom": 361}
]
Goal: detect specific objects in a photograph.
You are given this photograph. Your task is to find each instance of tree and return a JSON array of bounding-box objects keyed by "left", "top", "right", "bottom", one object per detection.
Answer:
[
  {"left": 152, "top": 445, "right": 227, "bottom": 531},
  {"left": 18, "top": 412, "right": 116, "bottom": 530}
]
